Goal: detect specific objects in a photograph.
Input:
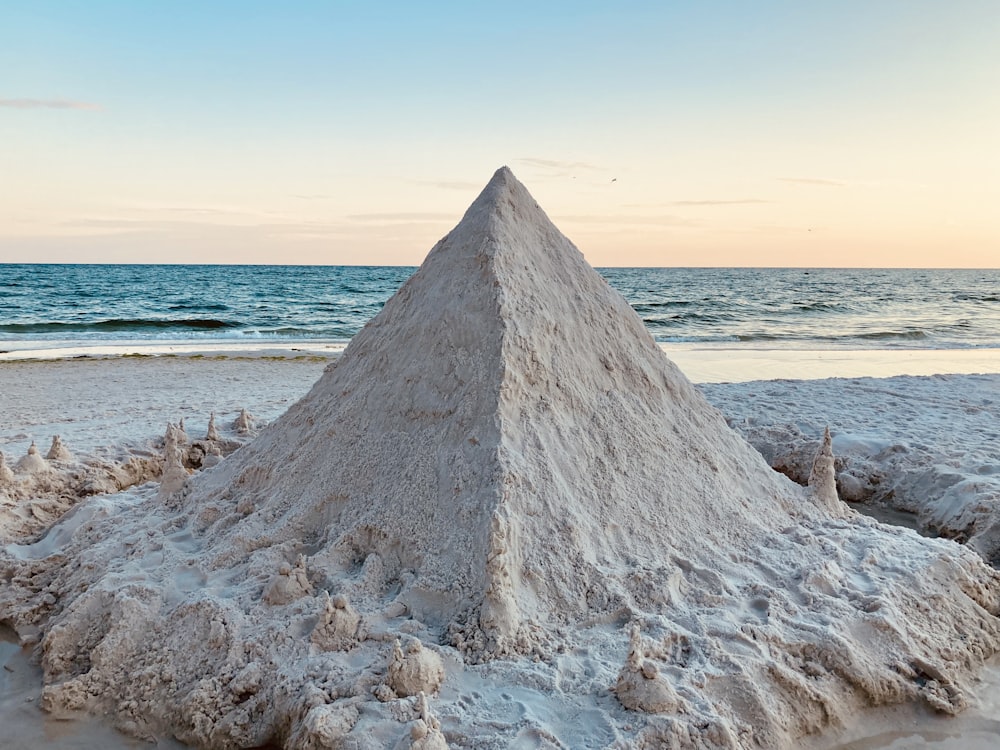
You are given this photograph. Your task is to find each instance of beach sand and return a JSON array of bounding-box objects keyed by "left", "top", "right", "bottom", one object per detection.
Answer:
[
  {"left": 2, "top": 350, "right": 998, "bottom": 748},
  {"left": 4, "top": 345, "right": 999, "bottom": 457},
  {"left": 0, "top": 354, "right": 330, "bottom": 460}
]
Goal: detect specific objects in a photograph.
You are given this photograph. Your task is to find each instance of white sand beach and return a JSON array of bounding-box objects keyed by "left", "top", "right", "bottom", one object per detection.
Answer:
[
  {"left": 1, "top": 171, "right": 999, "bottom": 749},
  {"left": 2, "top": 351, "right": 999, "bottom": 749}
]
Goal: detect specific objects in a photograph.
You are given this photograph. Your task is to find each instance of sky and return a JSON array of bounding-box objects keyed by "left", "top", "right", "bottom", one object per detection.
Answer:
[{"left": 1, "top": 1, "right": 998, "bottom": 267}]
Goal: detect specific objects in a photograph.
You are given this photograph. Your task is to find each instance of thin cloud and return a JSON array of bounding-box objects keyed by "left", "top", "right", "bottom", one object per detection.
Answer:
[
  {"left": 62, "top": 218, "right": 159, "bottom": 228},
  {"left": 555, "top": 214, "right": 699, "bottom": 227},
  {"left": 717, "top": 224, "right": 817, "bottom": 236},
  {"left": 60, "top": 218, "right": 223, "bottom": 231},
  {"left": 670, "top": 199, "right": 770, "bottom": 206},
  {"left": 163, "top": 206, "right": 247, "bottom": 216},
  {"left": 412, "top": 180, "right": 481, "bottom": 191},
  {"left": 123, "top": 203, "right": 288, "bottom": 220},
  {"left": 777, "top": 177, "right": 847, "bottom": 187},
  {"left": 58, "top": 216, "right": 358, "bottom": 238},
  {"left": 346, "top": 212, "right": 454, "bottom": 222},
  {"left": 0, "top": 98, "right": 101, "bottom": 111},
  {"left": 516, "top": 157, "right": 602, "bottom": 171}
]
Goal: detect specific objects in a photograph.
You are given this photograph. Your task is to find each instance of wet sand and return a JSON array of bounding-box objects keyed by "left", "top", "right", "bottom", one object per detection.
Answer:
[
  {"left": 1, "top": 626, "right": 184, "bottom": 749},
  {"left": 820, "top": 656, "right": 1000, "bottom": 749}
]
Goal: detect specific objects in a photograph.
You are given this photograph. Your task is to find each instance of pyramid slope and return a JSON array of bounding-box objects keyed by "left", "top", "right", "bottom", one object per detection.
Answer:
[
  {"left": 3, "top": 168, "right": 999, "bottom": 749},
  {"left": 183, "top": 166, "right": 797, "bottom": 645}
]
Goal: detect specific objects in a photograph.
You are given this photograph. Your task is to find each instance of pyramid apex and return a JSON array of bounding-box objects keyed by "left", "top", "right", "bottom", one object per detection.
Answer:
[
  {"left": 490, "top": 164, "right": 515, "bottom": 182},
  {"left": 468, "top": 166, "right": 533, "bottom": 208},
  {"left": 448, "top": 166, "right": 546, "bottom": 246}
]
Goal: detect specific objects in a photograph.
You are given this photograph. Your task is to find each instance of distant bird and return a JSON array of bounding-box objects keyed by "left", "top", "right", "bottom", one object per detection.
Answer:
[{"left": 611, "top": 178, "right": 617, "bottom": 183}]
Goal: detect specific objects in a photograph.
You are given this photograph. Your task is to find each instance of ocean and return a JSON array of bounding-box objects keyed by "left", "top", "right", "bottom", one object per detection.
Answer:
[{"left": 1, "top": 264, "right": 998, "bottom": 353}]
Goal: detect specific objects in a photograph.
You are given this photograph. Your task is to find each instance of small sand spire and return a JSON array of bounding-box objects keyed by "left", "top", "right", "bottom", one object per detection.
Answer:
[
  {"left": 158, "top": 423, "right": 189, "bottom": 496},
  {"left": 234, "top": 407, "right": 255, "bottom": 435},
  {"left": 808, "top": 427, "right": 848, "bottom": 517},
  {"left": 310, "top": 592, "right": 361, "bottom": 651},
  {"left": 206, "top": 412, "right": 220, "bottom": 441},
  {"left": 46, "top": 435, "right": 74, "bottom": 462},
  {"left": 0, "top": 451, "right": 14, "bottom": 484},
  {"left": 409, "top": 692, "right": 449, "bottom": 750},
  {"left": 262, "top": 557, "right": 314, "bottom": 606},
  {"left": 614, "top": 623, "right": 680, "bottom": 714},
  {"left": 16, "top": 441, "right": 50, "bottom": 474}
]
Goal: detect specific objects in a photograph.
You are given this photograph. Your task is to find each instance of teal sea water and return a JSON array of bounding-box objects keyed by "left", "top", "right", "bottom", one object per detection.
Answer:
[{"left": 1, "top": 265, "right": 998, "bottom": 351}]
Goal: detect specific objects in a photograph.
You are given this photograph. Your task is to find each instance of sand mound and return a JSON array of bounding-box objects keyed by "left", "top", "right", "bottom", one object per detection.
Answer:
[{"left": 2, "top": 168, "right": 999, "bottom": 749}]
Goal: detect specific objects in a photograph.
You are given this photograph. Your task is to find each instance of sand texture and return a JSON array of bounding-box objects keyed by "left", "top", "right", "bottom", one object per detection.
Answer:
[
  {"left": 704, "top": 374, "right": 1000, "bottom": 565},
  {"left": 2, "top": 168, "right": 1000, "bottom": 749},
  {"left": 0, "top": 417, "right": 254, "bottom": 544}
]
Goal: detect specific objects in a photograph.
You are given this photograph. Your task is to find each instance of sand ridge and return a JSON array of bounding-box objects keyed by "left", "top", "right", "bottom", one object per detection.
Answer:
[{"left": 1, "top": 168, "right": 999, "bottom": 748}]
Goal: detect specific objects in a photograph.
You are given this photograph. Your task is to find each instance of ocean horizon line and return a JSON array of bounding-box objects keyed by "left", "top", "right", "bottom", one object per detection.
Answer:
[{"left": 2, "top": 261, "right": 999, "bottom": 271}]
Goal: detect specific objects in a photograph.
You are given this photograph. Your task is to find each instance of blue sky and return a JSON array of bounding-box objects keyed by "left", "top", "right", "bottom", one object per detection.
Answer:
[{"left": 2, "top": 1, "right": 998, "bottom": 266}]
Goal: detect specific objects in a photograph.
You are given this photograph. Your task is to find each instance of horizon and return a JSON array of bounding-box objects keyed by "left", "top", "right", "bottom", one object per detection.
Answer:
[
  {"left": 2, "top": 261, "right": 998, "bottom": 272},
  {"left": 3, "top": 2, "right": 998, "bottom": 269}
]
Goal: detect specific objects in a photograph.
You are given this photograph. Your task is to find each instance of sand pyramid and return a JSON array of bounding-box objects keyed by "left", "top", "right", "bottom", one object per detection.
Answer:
[
  {"left": 6, "top": 168, "right": 1000, "bottom": 749},
  {"left": 187, "top": 166, "right": 800, "bottom": 653}
]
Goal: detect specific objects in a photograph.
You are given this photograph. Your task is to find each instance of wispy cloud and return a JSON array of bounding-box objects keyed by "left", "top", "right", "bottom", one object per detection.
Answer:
[
  {"left": 60, "top": 218, "right": 202, "bottom": 230},
  {"left": 777, "top": 177, "right": 846, "bottom": 187},
  {"left": 669, "top": 199, "right": 770, "bottom": 206},
  {"left": 162, "top": 206, "right": 248, "bottom": 217},
  {"left": 119, "top": 203, "right": 287, "bottom": 221},
  {"left": 58, "top": 216, "right": 357, "bottom": 238},
  {"left": 555, "top": 214, "right": 698, "bottom": 227},
  {"left": 516, "top": 157, "right": 601, "bottom": 171},
  {"left": 0, "top": 98, "right": 101, "bottom": 111},
  {"left": 347, "top": 212, "right": 454, "bottom": 222},
  {"left": 412, "top": 180, "right": 481, "bottom": 191}
]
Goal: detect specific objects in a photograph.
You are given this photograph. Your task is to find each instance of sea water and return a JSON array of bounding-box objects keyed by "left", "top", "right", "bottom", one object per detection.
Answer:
[{"left": 1, "top": 265, "right": 998, "bottom": 353}]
